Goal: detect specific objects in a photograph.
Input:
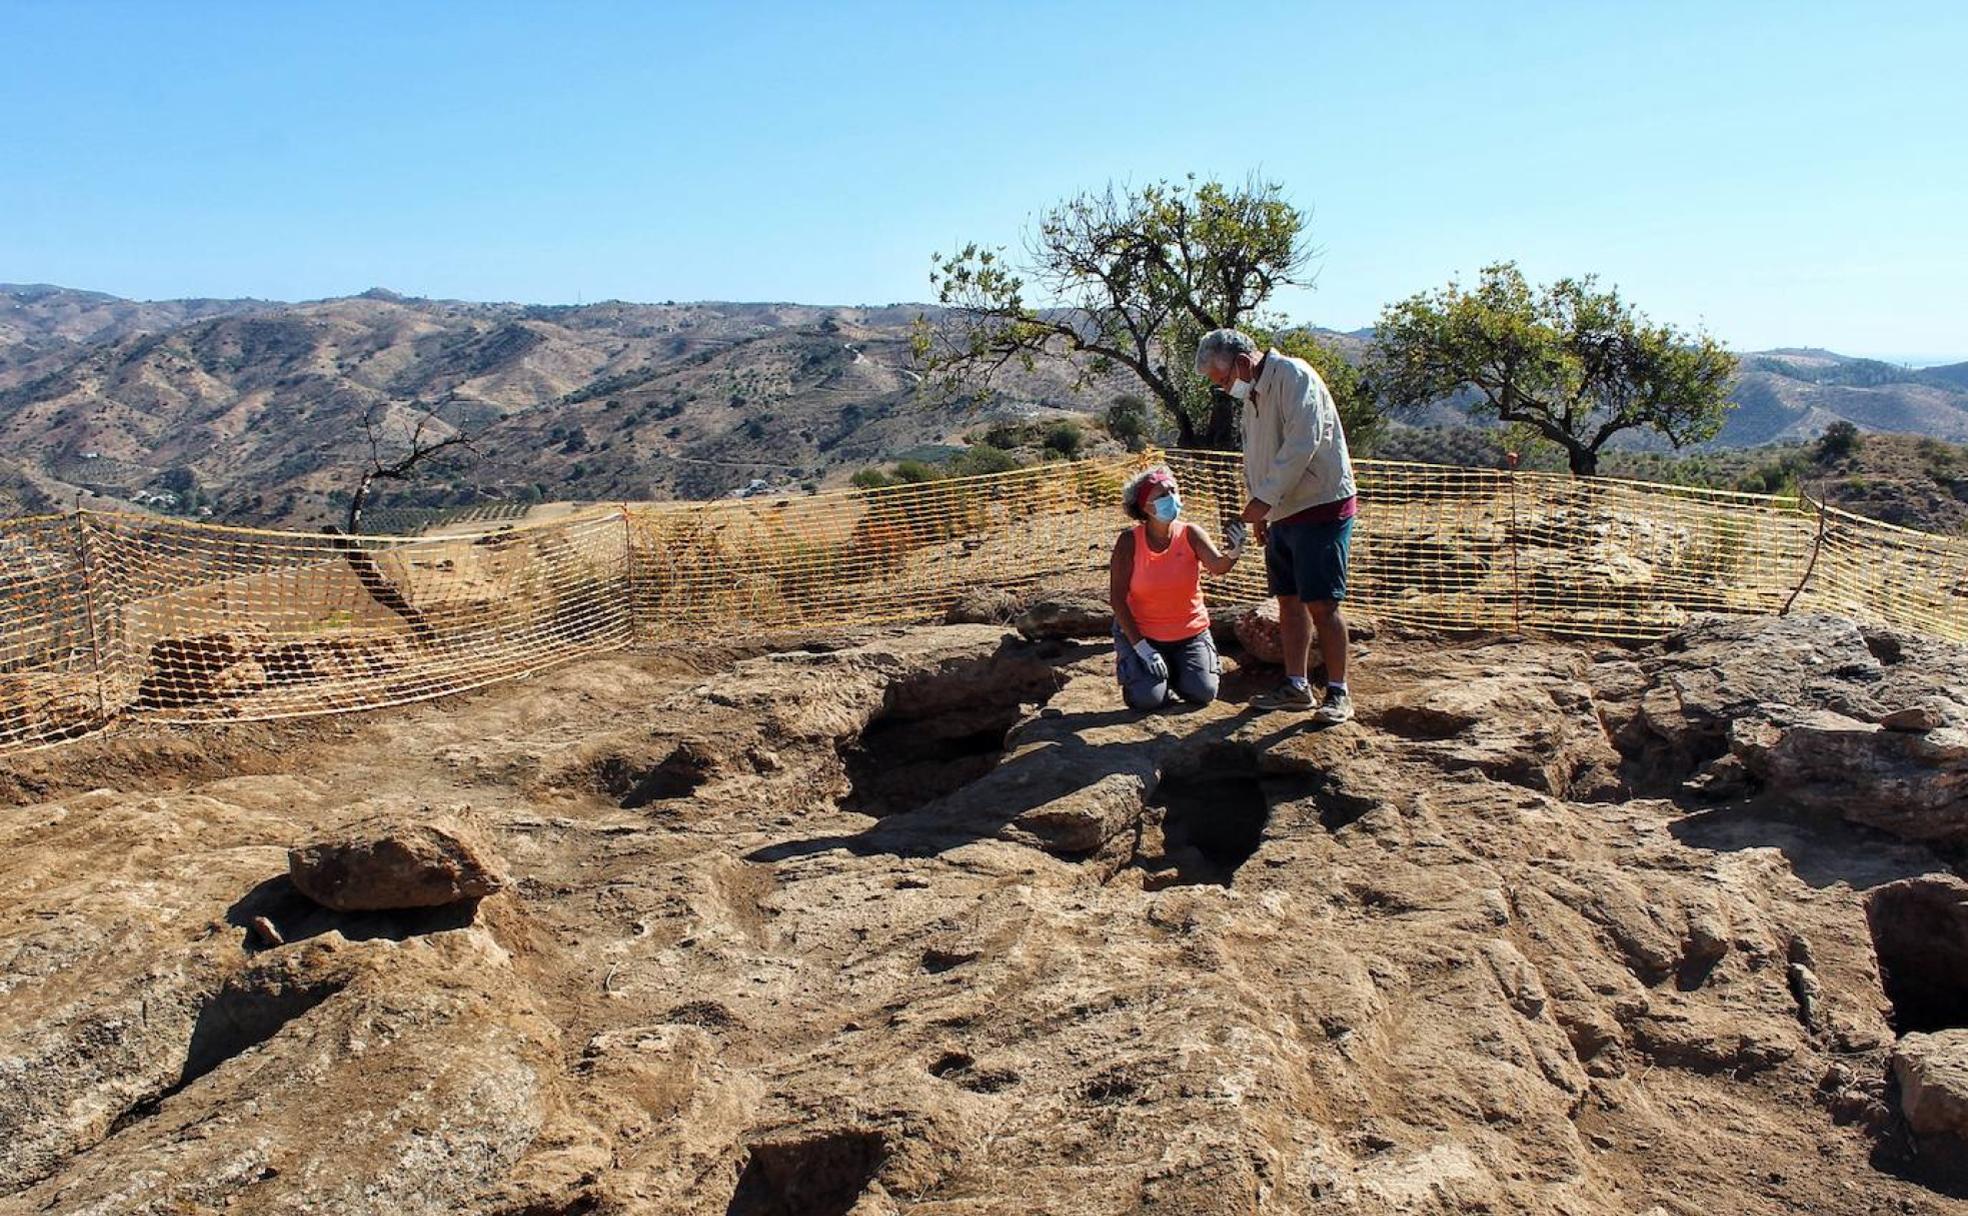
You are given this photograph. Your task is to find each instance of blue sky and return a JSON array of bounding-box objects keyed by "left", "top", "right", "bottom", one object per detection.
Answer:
[{"left": 3, "top": 1, "right": 1963, "bottom": 362}]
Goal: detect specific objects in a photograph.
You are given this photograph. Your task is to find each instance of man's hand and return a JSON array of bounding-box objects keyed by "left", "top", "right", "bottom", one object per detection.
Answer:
[{"left": 1239, "top": 497, "right": 1271, "bottom": 525}]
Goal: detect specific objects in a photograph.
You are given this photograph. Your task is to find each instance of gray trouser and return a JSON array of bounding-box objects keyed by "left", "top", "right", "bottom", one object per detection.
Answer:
[{"left": 1114, "top": 625, "right": 1220, "bottom": 710}]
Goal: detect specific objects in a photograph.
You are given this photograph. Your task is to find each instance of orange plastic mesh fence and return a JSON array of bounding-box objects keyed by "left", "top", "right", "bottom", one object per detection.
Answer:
[
  {"left": 1792, "top": 503, "right": 1968, "bottom": 641},
  {"left": 1162, "top": 452, "right": 1832, "bottom": 642},
  {"left": 1, "top": 450, "right": 1961, "bottom": 754},
  {"left": 0, "top": 515, "right": 107, "bottom": 749},
  {"left": 0, "top": 508, "right": 633, "bottom": 750},
  {"left": 624, "top": 456, "right": 1134, "bottom": 636}
]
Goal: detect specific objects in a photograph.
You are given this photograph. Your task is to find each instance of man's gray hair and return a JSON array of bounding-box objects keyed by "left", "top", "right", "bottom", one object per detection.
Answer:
[{"left": 1194, "top": 328, "right": 1258, "bottom": 375}]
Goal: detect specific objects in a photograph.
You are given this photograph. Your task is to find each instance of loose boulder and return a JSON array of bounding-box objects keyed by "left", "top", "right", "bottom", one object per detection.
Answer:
[
  {"left": 944, "top": 587, "right": 1022, "bottom": 625},
  {"left": 289, "top": 808, "right": 509, "bottom": 911},
  {"left": 1230, "top": 598, "right": 1376, "bottom": 667},
  {"left": 1233, "top": 598, "right": 1285, "bottom": 664},
  {"left": 1892, "top": 1030, "right": 1968, "bottom": 1141},
  {"left": 1013, "top": 595, "right": 1111, "bottom": 640}
]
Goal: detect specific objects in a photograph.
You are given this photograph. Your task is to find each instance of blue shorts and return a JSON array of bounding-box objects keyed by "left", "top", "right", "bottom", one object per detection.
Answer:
[{"left": 1265, "top": 516, "right": 1352, "bottom": 603}]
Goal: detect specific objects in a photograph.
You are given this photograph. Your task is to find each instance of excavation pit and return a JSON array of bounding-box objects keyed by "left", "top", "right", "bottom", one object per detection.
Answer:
[
  {"left": 1866, "top": 877, "right": 1968, "bottom": 1035},
  {"left": 836, "top": 652, "right": 1065, "bottom": 818}
]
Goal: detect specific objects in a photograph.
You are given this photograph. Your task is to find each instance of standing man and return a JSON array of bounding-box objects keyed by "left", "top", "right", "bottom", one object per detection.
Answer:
[{"left": 1194, "top": 328, "right": 1357, "bottom": 724}]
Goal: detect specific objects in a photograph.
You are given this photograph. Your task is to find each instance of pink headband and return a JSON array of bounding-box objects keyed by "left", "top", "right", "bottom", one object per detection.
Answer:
[{"left": 1134, "top": 470, "right": 1177, "bottom": 507}]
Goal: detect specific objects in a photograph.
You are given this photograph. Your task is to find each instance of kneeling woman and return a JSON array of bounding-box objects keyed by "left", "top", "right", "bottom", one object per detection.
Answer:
[{"left": 1110, "top": 465, "right": 1246, "bottom": 710}]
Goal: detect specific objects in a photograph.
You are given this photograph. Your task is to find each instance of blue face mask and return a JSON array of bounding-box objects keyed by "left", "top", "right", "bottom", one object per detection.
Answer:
[{"left": 1150, "top": 493, "right": 1181, "bottom": 523}]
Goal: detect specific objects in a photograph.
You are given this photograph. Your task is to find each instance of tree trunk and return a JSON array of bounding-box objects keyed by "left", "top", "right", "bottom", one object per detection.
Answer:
[
  {"left": 1201, "top": 392, "right": 1240, "bottom": 450},
  {"left": 1157, "top": 385, "right": 1198, "bottom": 449},
  {"left": 345, "top": 472, "right": 374, "bottom": 535},
  {"left": 321, "top": 526, "right": 439, "bottom": 646},
  {"left": 1567, "top": 445, "right": 1600, "bottom": 477}
]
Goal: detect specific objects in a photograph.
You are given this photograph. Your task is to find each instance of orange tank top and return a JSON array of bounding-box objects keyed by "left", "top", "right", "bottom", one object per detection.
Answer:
[{"left": 1127, "top": 522, "right": 1210, "bottom": 643}]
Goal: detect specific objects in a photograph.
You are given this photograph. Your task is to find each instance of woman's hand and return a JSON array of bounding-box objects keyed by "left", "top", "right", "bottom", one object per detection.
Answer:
[{"left": 1222, "top": 520, "right": 1249, "bottom": 560}]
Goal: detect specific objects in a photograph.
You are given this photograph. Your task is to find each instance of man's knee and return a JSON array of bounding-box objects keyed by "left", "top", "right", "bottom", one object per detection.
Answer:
[{"left": 1308, "top": 598, "right": 1343, "bottom": 623}]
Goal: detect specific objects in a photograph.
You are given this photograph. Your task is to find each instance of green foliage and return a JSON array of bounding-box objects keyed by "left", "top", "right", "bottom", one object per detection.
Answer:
[
  {"left": 947, "top": 443, "right": 1022, "bottom": 477},
  {"left": 1816, "top": 420, "right": 1862, "bottom": 462},
  {"left": 891, "top": 459, "right": 941, "bottom": 484},
  {"left": 920, "top": 175, "right": 1316, "bottom": 448},
  {"left": 1268, "top": 330, "right": 1384, "bottom": 457},
  {"left": 152, "top": 465, "right": 205, "bottom": 513},
  {"left": 1369, "top": 262, "right": 1738, "bottom": 475},
  {"left": 1105, "top": 394, "right": 1151, "bottom": 451},
  {"left": 1915, "top": 436, "right": 1962, "bottom": 486},
  {"left": 1042, "top": 420, "right": 1085, "bottom": 458},
  {"left": 855, "top": 442, "right": 1027, "bottom": 489},
  {"left": 1736, "top": 449, "right": 1810, "bottom": 495},
  {"left": 1746, "top": 354, "right": 1922, "bottom": 389},
  {"left": 1373, "top": 425, "right": 1514, "bottom": 468}
]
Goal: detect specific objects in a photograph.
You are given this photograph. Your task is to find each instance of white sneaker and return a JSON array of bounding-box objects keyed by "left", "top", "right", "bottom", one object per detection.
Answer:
[
  {"left": 1313, "top": 688, "right": 1354, "bottom": 725},
  {"left": 1251, "top": 682, "right": 1315, "bottom": 711}
]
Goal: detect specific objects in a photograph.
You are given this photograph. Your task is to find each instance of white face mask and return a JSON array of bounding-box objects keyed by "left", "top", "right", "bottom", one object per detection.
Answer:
[{"left": 1227, "top": 378, "right": 1254, "bottom": 402}]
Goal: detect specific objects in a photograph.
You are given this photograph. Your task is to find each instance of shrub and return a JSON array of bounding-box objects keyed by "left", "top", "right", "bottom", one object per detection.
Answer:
[
  {"left": 1105, "top": 395, "right": 1150, "bottom": 451},
  {"left": 1043, "top": 420, "right": 1085, "bottom": 458},
  {"left": 947, "top": 444, "right": 1021, "bottom": 478},
  {"left": 1816, "top": 420, "right": 1862, "bottom": 462}
]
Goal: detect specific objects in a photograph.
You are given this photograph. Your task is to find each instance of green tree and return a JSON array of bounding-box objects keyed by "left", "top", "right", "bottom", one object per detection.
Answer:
[
  {"left": 1816, "top": 420, "right": 1862, "bottom": 462},
  {"left": 1369, "top": 262, "right": 1737, "bottom": 476},
  {"left": 1105, "top": 394, "right": 1151, "bottom": 451},
  {"left": 916, "top": 175, "right": 1319, "bottom": 449},
  {"left": 1269, "top": 329, "right": 1385, "bottom": 458}
]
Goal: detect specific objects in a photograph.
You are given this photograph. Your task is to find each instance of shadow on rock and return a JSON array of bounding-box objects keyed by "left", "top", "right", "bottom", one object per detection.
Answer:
[
  {"left": 228, "top": 874, "right": 482, "bottom": 950},
  {"left": 1668, "top": 801, "right": 1957, "bottom": 892}
]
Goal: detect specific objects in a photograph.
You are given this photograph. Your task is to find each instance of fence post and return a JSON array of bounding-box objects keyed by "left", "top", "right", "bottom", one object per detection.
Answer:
[
  {"left": 71, "top": 511, "right": 111, "bottom": 723},
  {"left": 1782, "top": 490, "right": 1829, "bottom": 617},
  {"left": 618, "top": 503, "right": 638, "bottom": 647},
  {"left": 1505, "top": 452, "right": 1523, "bottom": 637}
]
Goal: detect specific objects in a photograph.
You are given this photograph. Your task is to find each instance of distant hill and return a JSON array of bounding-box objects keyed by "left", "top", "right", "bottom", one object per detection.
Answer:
[
  {"left": 0, "top": 286, "right": 1123, "bottom": 526},
  {"left": 1913, "top": 360, "right": 1968, "bottom": 392},
  {"left": 1377, "top": 426, "right": 1968, "bottom": 535},
  {"left": 1721, "top": 350, "right": 1968, "bottom": 445},
  {"left": 1388, "top": 346, "right": 1968, "bottom": 448},
  {"left": 6, "top": 284, "right": 1968, "bottom": 528}
]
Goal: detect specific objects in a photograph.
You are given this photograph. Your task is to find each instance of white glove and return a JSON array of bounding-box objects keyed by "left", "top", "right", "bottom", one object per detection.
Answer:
[
  {"left": 1222, "top": 520, "right": 1249, "bottom": 557},
  {"left": 1132, "top": 637, "right": 1169, "bottom": 681}
]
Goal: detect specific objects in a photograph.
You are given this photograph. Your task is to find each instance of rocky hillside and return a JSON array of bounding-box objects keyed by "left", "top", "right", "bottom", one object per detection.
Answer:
[
  {"left": 1, "top": 609, "right": 1965, "bottom": 1213},
  {"left": 8, "top": 286, "right": 1968, "bottom": 530},
  {"left": 1377, "top": 428, "right": 1968, "bottom": 535},
  {"left": 0, "top": 285, "right": 1120, "bottom": 526},
  {"left": 1726, "top": 350, "right": 1968, "bottom": 446}
]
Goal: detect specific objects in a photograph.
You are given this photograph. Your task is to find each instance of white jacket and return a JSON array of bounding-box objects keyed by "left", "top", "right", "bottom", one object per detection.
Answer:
[{"left": 1241, "top": 350, "right": 1356, "bottom": 520}]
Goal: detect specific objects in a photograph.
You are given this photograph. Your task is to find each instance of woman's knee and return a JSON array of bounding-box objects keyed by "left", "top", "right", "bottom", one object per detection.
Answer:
[
  {"left": 1122, "top": 678, "right": 1169, "bottom": 711},
  {"left": 1173, "top": 669, "right": 1219, "bottom": 705}
]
